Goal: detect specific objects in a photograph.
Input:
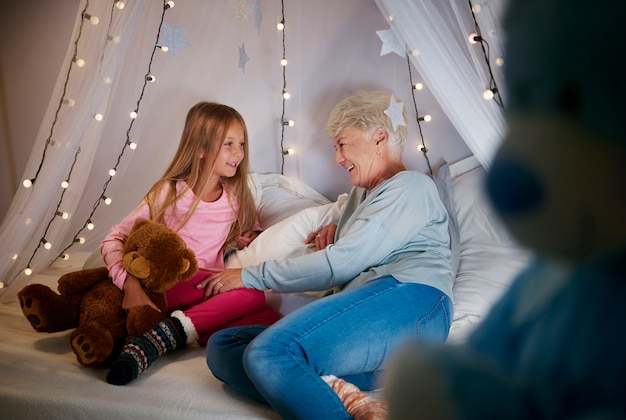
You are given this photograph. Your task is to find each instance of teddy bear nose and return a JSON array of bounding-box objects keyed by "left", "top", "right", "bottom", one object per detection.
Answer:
[{"left": 486, "top": 156, "right": 545, "bottom": 216}]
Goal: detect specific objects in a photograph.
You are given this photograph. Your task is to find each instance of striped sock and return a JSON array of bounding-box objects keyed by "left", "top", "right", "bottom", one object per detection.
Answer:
[{"left": 106, "top": 317, "right": 186, "bottom": 385}]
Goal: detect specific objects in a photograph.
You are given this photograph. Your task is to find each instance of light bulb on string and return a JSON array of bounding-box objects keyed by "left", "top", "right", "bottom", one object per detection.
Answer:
[
  {"left": 61, "top": 180, "right": 69, "bottom": 189},
  {"left": 62, "top": 253, "right": 70, "bottom": 260},
  {"left": 73, "top": 57, "right": 86, "bottom": 68},
  {"left": 62, "top": 98, "right": 75, "bottom": 107},
  {"left": 145, "top": 74, "right": 156, "bottom": 83},
  {"left": 94, "top": 113, "right": 103, "bottom": 121},
  {"left": 418, "top": 114, "right": 432, "bottom": 122},
  {"left": 157, "top": 45, "right": 169, "bottom": 52},
  {"left": 109, "top": 169, "right": 116, "bottom": 177},
  {"left": 165, "top": 1, "right": 175, "bottom": 10},
  {"left": 468, "top": 33, "right": 481, "bottom": 44},
  {"left": 495, "top": 57, "right": 504, "bottom": 67},
  {"left": 277, "top": 20, "right": 285, "bottom": 31},
  {"left": 282, "top": 119, "right": 295, "bottom": 126},
  {"left": 102, "top": 196, "right": 112, "bottom": 205},
  {"left": 42, "top": 239, "right": 52, "bottom": 250},
  {"left": 87, "top": 221, "right": 95, "bottom": 230},
  {"left": 282, "top": 148, "right": 295, "bottom": 156},
  {"left": 282, "top": 90, "right": 290, "bottom": 100},
  {"left": 23, "top": 178, "right": 34, "bottom": 188},
  {"left": 56, "top": 211, "right": 70, "bottom": 220},
  {"left": 24, "top": 267, "right": 33, "bottom": 276},
  {"left": 130, "top": 111, "right": 138, "bottom": 119},
  {"left": 483, "top": 88, "right": 496, "bottom": 101},
  {"left": 413, "top": 82, "right": 423, "bottom": 91},
  {"left": 115, "top": 1, "right": 125, "bottom": 9},
  {"left": 83, "top": 13, "right": 99, "bottom": 25},
  {"left": 127, "top": 140, "right": 137, "bottom": 150},
  {"left": 75, "top": 237, "right": 86, "bottom": 245},
  {"left": 280, "top": 58, "right": 288, "bottom": 66},
  {"left": 417, "top": 144, "right": 428, "bottom": 153}
]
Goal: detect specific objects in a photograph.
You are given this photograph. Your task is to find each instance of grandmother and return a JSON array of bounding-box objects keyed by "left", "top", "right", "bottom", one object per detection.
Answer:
[{"left": 200, "top": 90, "right": 453, "bottom": 419}]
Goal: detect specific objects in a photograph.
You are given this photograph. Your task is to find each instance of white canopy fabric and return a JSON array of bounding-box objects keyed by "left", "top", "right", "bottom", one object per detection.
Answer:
[{"left": 0, "top": 0, "right": 504, "bottom": 302}]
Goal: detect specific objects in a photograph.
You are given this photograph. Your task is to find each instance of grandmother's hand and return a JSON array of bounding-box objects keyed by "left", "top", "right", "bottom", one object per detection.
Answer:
[
  {"left": 305, "top": 223, "right": 337, "bottom": 251},
  {"left": 195, "top": 268, "right": 244, "bottom": 299}
]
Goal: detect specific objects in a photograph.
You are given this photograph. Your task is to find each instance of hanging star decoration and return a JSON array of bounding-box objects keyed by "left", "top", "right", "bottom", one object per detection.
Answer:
[
  {"left": 239, "top": 43, "right": 250, "bottom": 73},
  {"left": 251, "top": 0, "right": 262, "bottom": 33},
  {"left": 158, "top": 24, "right": 191, "bottom": 56},
  {"left": 384, "top": 94, "right": 406, "bottom": 131},
  {"left": 230, "top": 0, "right": 252, "bottom": 23},
  {"left": 376, "top": 28, "right": 405, "bottom": 57}
]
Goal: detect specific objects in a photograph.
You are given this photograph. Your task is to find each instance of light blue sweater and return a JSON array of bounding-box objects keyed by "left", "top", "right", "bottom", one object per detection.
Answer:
[{"left": 242, "top": 171, "right": 453, "bottom": 299}]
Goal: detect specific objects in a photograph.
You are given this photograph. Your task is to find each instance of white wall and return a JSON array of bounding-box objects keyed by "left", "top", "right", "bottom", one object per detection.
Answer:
[{"left": 0, "top": 0, "right": 81, "bottom": 224}]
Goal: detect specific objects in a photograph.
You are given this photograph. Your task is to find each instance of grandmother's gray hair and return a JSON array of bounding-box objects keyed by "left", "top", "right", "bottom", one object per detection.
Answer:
[{"left": 326, "top": 90, "right": 408, "bottom": 157}]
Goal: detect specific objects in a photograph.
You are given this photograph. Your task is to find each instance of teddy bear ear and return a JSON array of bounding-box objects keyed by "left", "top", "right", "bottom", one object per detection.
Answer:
[
  {"left": 179, "top": 249, "right": 198, "bottom": 280},
  {"left": 130, "top": 218, "right": 151, "bottom": 233}
]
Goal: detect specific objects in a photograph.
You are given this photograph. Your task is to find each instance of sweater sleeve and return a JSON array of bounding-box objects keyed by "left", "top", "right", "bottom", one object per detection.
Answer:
[{"left": 100, "top": 203, "right": 151, "bottom": 290}]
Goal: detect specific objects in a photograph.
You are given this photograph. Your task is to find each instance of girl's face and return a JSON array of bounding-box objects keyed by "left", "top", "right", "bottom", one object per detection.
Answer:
[
  {"left": 333, "top": 126, "right": 382, "bottom": 189},
  {"left": 213, "top": 121, "right": 245, "bottom": 178}
]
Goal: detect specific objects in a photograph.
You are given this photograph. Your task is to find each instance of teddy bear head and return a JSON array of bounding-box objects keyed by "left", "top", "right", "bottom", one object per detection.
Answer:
[
  {"left": 122, "top": 219, "right": 198, "bottom": 292},
  {"left": 486, "top": 0, "right": 626, "bottom": 263}
]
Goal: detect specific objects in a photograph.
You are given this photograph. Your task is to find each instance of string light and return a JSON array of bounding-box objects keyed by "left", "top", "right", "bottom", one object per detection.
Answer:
[
  {"left": 62, "top": 98, "right": 75, "bottom": 106},
  {"left": 130, "top": 111, "right": 138, "bottom": 118},
  {"left": 278, "top": 0, "right": 292, "bottom": 175},
  {"left": 55, "top": 211, "right": 70, "bottom": 220},
  {"left": 83, "top": 12, "right": 99, "bottom": 25},
  {"left": 115, "top": 1, "right": 125, "bottom": 9},
  {"left": 165, "top": 1, "right": 175, "bottom": 10},
  {"left": 467, "top": 0, "right": 504, "bottom": 108},
  {"left": 145, "top": 74, "right": 156, "bottom": 82},
  {"left": 22, "top": 179, "right": 34, "bottom": 188},
  {"left": 405, "top": 52, "right": 432, "bottom": 174},
  {"left": 73, "top": 57, "right": 86, "bottom": 68},
  {"left": 102, "top": 196, "right": 112, "bottom": 205}
]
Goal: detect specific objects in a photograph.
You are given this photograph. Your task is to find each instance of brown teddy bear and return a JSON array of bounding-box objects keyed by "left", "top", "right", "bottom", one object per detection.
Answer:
[{"left": 18, "top": 219, "right": 198, "bottom": 368}]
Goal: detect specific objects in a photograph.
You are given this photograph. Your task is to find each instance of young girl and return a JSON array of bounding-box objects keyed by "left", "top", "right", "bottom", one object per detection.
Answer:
[{"left": 102, "top": 102, "right": 281, "bottom": 385}]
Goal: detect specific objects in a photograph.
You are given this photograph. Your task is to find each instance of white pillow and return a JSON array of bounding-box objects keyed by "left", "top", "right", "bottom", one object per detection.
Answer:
[
  {"left": 450, "top": 164, "right": 532, "bottom": 327},
  {"left": 248, "top": 173, "right": 332, "bottom": 228},
  {"left": 226, "top": 194, "right": 348, "bottom": 269}
]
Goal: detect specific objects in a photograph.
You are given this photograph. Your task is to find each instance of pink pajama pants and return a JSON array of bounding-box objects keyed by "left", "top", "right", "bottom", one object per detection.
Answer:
[{"left": 165, "top": 269, "right": 282, "bottom": 346}]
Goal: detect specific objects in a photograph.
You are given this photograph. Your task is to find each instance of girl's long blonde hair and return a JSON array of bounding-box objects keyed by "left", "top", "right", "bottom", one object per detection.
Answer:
[{"left": 145, "top": 101, "right": 257, "bottom": 251}]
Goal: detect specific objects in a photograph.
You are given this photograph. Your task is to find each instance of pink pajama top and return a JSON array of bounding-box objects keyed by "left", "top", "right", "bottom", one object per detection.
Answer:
[{"left": 101, "top": 181, "right": 239, "bottom": 290}]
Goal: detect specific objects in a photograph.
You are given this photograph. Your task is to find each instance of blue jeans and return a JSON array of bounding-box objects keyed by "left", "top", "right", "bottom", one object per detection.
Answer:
[{"left": 206, "top": 276, "right": 452, "bottom": 419}]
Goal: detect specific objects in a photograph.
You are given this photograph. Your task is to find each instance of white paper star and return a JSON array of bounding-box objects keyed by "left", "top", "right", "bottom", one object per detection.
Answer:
[
  {"left": 376, "top": 28, "right": 405, "bottom": 57},
  {"left": 158, "top": 24, "right": 191, "bottom": 56},
  {"left": 239, "top": 43, "right": 250, "bottom": 73},
  {"left": 384, "top": 94, "right": 406, "bottom": 131},
  {"left": 251, "top": 0, "right": 262, "bottom": 33},
  {"left": 230, "top": 0, "right": 252, "bottom": 23}
]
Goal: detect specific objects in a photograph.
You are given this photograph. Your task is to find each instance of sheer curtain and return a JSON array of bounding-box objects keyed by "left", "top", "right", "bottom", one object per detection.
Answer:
[
  {"left": 0, "top": 1, "right": 161, "bottom": 302},
  {"left": 0, "top": 0, "right": 505, "bottom": 302},
  {"left": 375, "top": 0, "right": 508, "bottom": 166}
]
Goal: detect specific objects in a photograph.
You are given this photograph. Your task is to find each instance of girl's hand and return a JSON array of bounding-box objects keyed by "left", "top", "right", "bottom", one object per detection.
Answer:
[
  {"left": 122, "top": 275, "right": 160, "bottom": 312},
  {"left": 195, "top": 268, "right": 245, "bottom": 299},
  {"left": 235, "top": 230, "right": 261, "bottom": 248},
  {"left": 305, "top": 224, "right": 337, "bottom": 251}
]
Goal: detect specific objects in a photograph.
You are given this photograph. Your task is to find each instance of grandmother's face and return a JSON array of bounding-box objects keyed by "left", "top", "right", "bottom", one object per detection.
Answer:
[{"left": 333, "top": 127, "right": 385, "bottom": 189}]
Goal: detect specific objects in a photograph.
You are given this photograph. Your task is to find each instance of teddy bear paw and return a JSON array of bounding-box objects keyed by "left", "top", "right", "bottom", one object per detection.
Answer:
[
  {"left": 70, "top": 328, "right": 115, "bottom": 368},
  {"left": 18, "top": 292, "right": 52, "bottom": 332}
]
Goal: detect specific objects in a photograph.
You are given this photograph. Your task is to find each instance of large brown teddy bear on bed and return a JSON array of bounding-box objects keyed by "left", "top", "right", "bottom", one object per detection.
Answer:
[{"left": 18, "top": 219, "right": 198, "bottom": 368}]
